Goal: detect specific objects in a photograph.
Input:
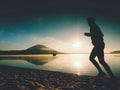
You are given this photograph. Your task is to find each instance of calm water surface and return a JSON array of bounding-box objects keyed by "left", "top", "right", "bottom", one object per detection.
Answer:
[{"left": 0, "top": 54, "right": 120, "bottom": 77}]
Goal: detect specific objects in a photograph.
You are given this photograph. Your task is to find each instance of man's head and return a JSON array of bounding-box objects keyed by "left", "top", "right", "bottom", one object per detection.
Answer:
[{"left": 87, "top": 17, "right": 95, "bottom": 26}]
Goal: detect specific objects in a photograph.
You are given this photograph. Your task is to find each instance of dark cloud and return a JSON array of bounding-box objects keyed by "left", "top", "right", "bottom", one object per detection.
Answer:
[{"left": 0, "top": 0, "right": 119, "bottom": 18}]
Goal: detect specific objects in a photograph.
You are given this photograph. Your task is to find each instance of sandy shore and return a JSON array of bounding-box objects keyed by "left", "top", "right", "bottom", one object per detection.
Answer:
[{"left": 0, "top": 65, "right": 120, "bottom": 90}]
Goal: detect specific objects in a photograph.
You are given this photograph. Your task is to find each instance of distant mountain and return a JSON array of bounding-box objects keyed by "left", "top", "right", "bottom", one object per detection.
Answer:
[
  {"left": 0, "top": 45, "right": 63, "bottom": 55},
  {"left": 110, "top": 50, "right": 120, "bottom": 54}
]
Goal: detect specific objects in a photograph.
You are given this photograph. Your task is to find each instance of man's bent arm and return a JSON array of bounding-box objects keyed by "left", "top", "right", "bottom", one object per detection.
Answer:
[{"left": 84, "top": 33, "right": 91, "bottom": 37}]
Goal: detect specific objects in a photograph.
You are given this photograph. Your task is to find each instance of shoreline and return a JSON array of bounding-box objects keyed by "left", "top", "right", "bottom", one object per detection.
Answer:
[{"left": 0, "top": 65, "right": 120, "bottom": 90}]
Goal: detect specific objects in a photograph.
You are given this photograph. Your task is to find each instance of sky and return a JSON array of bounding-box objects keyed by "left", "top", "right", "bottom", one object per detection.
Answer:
[{"left": 0, "top": 0, "right": 120, "bottom": 53}]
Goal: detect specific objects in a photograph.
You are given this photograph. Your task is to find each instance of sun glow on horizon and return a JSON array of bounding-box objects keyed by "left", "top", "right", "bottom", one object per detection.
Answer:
[{"left": 72, "top": 42, "right": 82, "bottom": 49}]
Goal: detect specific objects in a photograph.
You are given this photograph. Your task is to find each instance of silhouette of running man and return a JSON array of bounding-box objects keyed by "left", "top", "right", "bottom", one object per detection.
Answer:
[{"left": 84, "top": 17, "right": 114, "bottom": 78}]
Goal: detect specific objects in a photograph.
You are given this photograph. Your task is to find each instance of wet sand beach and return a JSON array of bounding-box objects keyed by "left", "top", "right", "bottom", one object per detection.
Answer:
[{"left": 0, "top": 65, "right": 120, "bottom": 90}]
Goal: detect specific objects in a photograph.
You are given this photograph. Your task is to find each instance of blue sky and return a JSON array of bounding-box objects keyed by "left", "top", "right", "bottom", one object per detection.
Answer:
[{"left": 0, "top": 14, "right": 119, "bottom": 53}]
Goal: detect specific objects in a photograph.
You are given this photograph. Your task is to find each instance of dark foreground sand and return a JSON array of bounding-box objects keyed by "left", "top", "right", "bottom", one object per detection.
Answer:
[{"left": 0, "top": 65, "right": 120, "bottom": 90}]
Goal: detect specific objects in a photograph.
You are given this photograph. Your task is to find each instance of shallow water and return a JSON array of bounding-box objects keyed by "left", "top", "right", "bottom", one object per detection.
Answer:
[{"left": 0, "top": 54, "right": 120, "bottom": 77}]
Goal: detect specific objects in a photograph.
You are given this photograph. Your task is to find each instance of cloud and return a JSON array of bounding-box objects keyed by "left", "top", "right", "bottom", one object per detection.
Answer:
[
  {"left": 0, "top": 40, "right": 9, "bottom": 44},
  {"left": 32, "top": 36, "right": 56, "bottom": 43},
  {"left": 0, "top": 40, "right": 25, "bottom": 50}
]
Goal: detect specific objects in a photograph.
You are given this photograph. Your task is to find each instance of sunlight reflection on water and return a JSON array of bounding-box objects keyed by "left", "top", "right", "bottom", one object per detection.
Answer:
[{"left": 0, "top": 54, "right": 120, "bottom": 76}]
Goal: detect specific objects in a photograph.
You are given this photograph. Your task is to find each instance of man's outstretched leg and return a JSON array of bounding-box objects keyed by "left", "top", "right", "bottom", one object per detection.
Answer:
[{"left": 89, "top": 48, "right": 105, "bottom": 77}]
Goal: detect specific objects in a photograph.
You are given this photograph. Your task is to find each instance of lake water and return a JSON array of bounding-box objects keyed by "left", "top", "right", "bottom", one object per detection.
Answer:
[{"left": 0, "top": 54, "right": 120, "bottom": 77}]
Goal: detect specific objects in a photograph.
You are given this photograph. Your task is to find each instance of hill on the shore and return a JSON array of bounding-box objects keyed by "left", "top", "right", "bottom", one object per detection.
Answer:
[
  {"left": 110, "top": 50, "right": 120, "bottom": 54},
  {"left": 0, "top": 45, "right": 62, "bottom": 55}
]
